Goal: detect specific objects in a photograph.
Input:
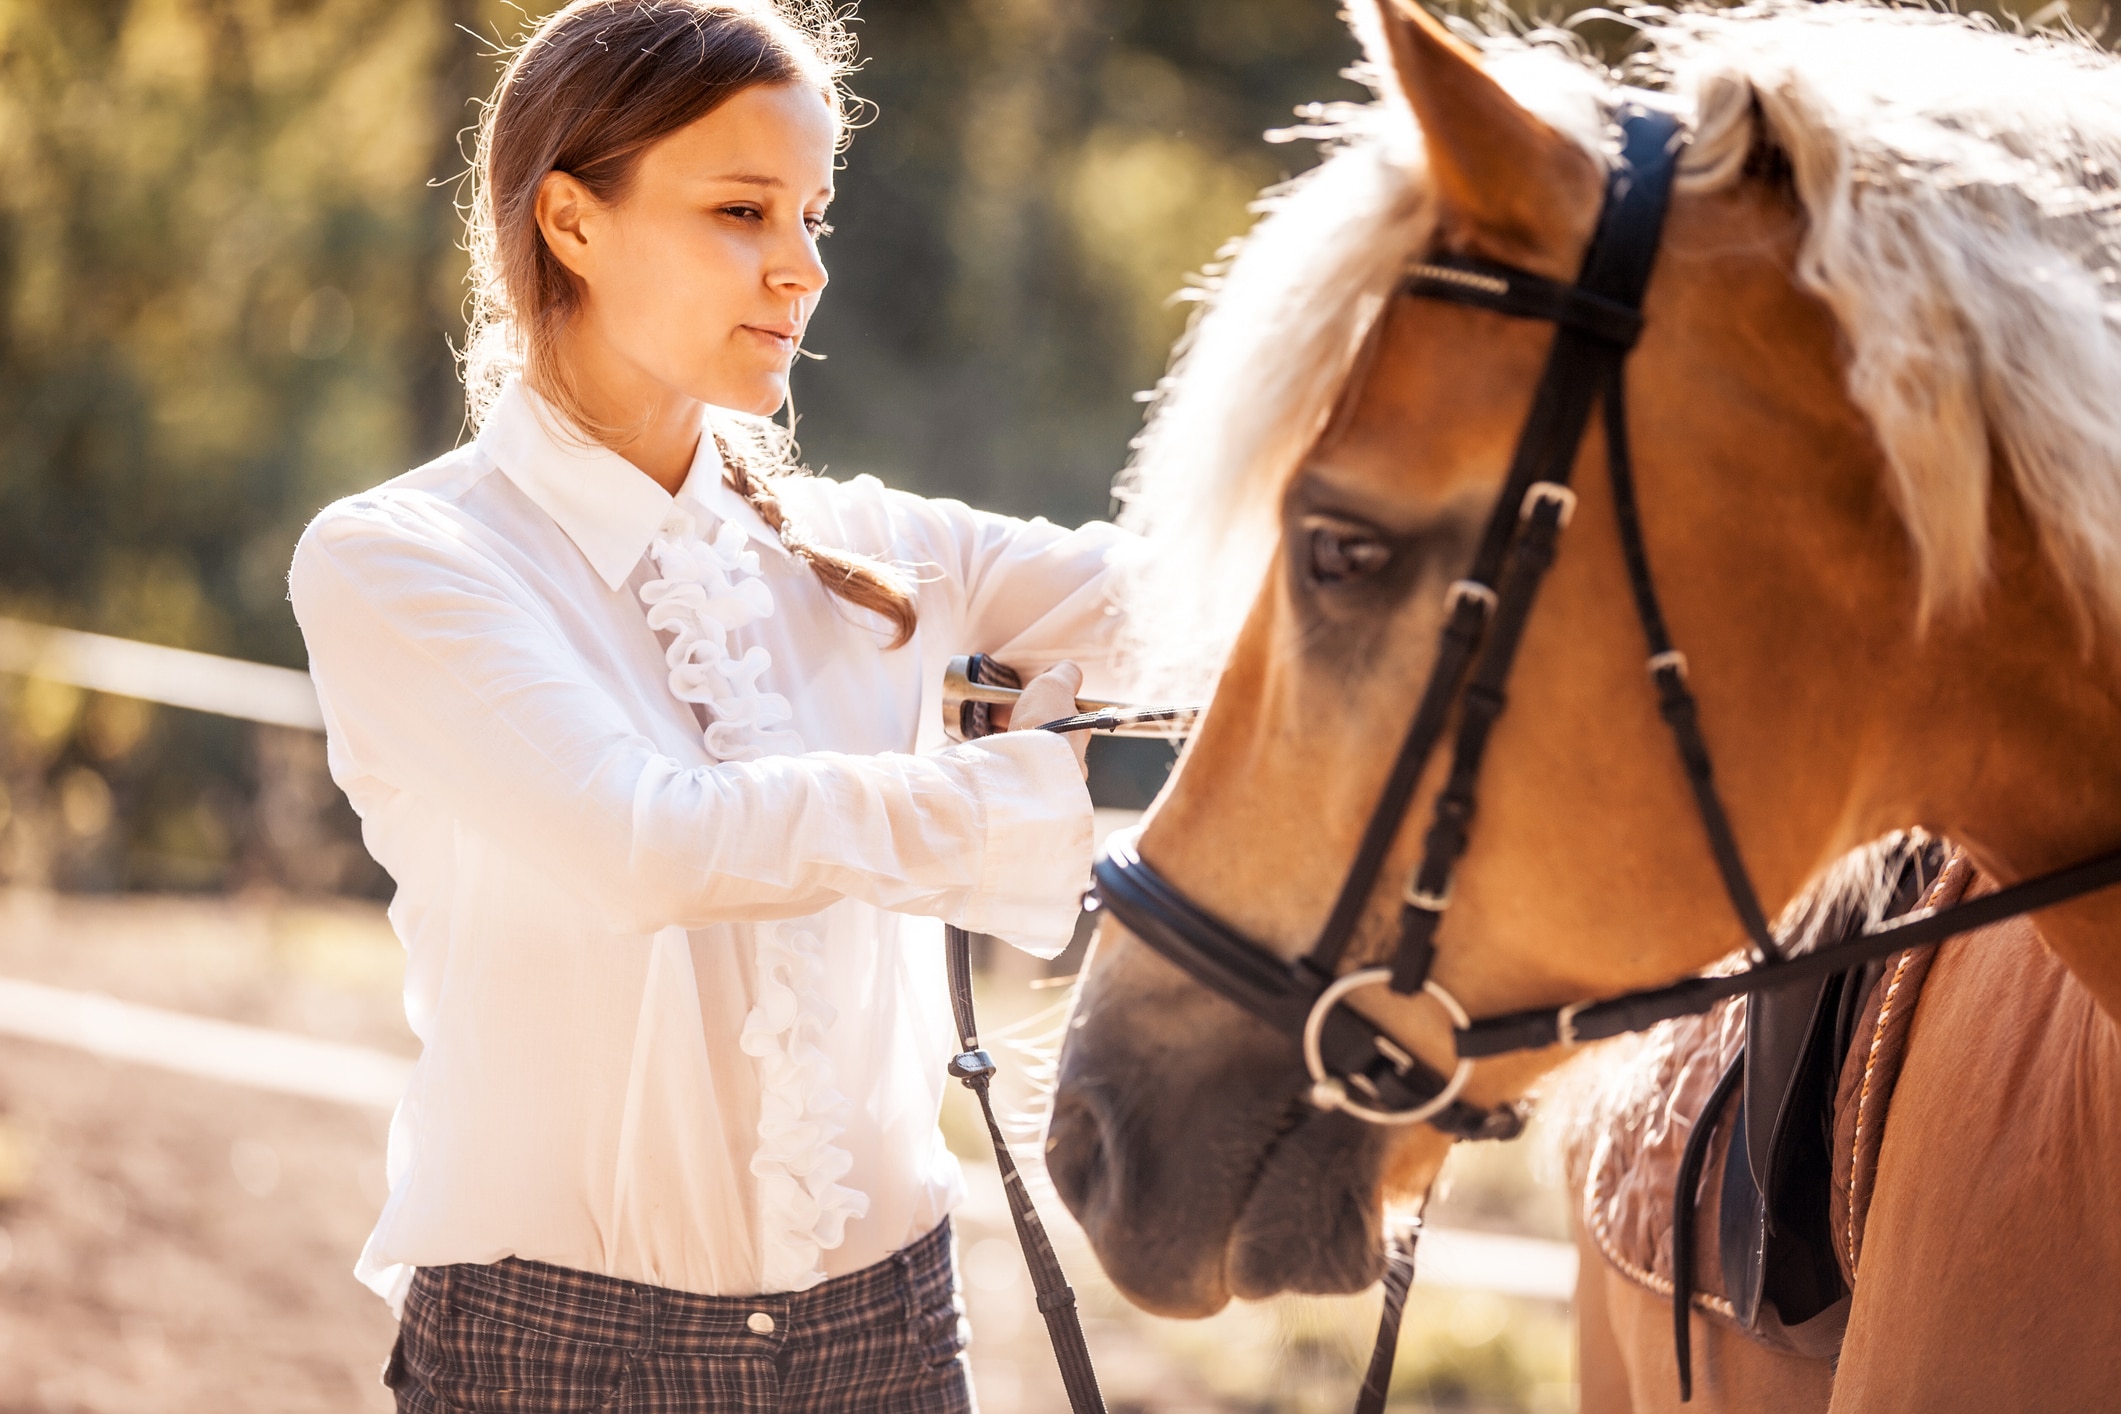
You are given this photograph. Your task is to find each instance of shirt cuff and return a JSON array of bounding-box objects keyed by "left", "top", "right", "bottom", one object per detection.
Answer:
[{"left": 948, "top": 730, "right": 1093, "bottom": 956}]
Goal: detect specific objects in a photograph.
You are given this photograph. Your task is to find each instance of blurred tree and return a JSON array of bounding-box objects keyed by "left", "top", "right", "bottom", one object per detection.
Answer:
[
  {"left": 0, "top": 0, "right": 477, "bottom": 890},
  {"left": 0, "top": 0, "right": 2100, "bottom": 893},
  {"left": 0, "top": 0, "right": 1363, "bottom": 658},
  {"left": 0, "top": 0, "right": 473, "bottom": 665},
  {"left": 0, "top": 0, "right": 1362, "bottom": 892},
  {"left": 795, "top": 0, "right": 1364, "bottom": 525}
]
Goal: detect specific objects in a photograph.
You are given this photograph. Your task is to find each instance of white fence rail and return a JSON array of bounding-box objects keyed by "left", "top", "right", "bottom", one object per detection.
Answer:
[
  {"left": 0, "top": 972, "right": 1579, "bottom": 1300},
  {"left": 0, "top": 976, "right": 410, "bottom": 1108},
  {"left": 0, "top": 617, "right": 1581, "bottom": 1302},
  {"left": 0, "top": 616, "right": 323, "bottom": 731}
]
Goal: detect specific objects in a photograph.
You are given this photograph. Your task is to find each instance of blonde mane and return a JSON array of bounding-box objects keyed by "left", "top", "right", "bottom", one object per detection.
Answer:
[{"left": 1114, "top": 3, "right": 2121, "bottom": 697}]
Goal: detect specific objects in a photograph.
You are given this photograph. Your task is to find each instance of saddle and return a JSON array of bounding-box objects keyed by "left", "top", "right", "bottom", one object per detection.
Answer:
[{"left": 1568, "top": 845, "right": 1974, "bottom": 1361}]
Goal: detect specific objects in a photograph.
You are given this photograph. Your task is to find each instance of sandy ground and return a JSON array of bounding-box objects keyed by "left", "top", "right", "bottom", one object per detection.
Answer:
[
  {"left": 0, "top": 888, "right": 1572, "bottom": 1413},
  {"left": 0, "top": 890, "right": 408, "bottom": 1413}
]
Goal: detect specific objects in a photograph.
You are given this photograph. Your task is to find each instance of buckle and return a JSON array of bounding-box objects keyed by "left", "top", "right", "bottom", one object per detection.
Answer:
[
  {"left": 1647, "top": 649, "right": 1688, "bottom": 682},
  {"left": 1519, "top": 481, "right": 1578, "bottom": 528},
  {"left": 1555, "top": 1001, "right": 1590, "bottom": 1049},
  {"left": 947, "top": 1049, "right": 996, "bottom": 1083},
  {"left": 1445, "top": 579, "right": 1498, "bottom": 616},
  {"left": 1300, "top": 967, "right": 1475, "bottom": 1127},
  {"left": 1403, "top": 874, "right": 1452, "bottom": 914}
]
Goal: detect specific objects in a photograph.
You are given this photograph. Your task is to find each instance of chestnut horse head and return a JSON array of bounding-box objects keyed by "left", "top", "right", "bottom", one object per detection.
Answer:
[{"left": 1051, "top": 0, "right": 2121, "bottom": 1317}]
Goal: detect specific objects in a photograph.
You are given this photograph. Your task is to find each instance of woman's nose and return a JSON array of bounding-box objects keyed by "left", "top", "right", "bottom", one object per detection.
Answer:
[{"left": 770, "top": 228, "right": 829, "bottom": 298}]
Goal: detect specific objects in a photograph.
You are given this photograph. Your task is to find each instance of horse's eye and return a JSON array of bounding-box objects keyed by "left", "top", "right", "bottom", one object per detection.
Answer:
[{"left": 1308, "top": 523, "right": 1392, "bottom": 584}]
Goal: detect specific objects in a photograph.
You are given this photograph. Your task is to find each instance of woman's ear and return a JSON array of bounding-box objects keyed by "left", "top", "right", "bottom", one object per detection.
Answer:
[
  {"left": 1365, "top": 0, "right": 1601, "bottom": 275},
  {"left": 533, "top": 170, "right": 600, "bottom": 280}
]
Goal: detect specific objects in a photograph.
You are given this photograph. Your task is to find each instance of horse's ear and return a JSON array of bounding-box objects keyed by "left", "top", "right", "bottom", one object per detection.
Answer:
[{"left": 1367, "top": 0, "right": 1601, "bottom": 272}]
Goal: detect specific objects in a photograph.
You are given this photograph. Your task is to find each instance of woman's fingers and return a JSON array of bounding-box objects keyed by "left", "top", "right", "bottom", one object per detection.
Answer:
[{"left": 1009, "top": 661, "right": 1090, "bottom": 776}]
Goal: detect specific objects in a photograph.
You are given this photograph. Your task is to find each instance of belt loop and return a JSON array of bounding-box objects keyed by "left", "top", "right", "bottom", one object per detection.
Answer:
[{"left": 896, "top": 1236, "right": 920, "bottom": 1324}]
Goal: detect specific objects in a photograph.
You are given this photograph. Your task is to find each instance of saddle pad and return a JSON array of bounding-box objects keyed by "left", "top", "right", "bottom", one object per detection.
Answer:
[
  {"left": 1565, "top": 988, "right": 1749, "bottom": 1326},
  {"left": 1563, "top": 851, "right": 1973, "bottom": 1344}
]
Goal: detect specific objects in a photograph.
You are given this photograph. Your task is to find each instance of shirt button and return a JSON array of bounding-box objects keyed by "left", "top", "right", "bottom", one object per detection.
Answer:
[{"left": 746, "top": 1312, "right": 775, "bottom": 1335}]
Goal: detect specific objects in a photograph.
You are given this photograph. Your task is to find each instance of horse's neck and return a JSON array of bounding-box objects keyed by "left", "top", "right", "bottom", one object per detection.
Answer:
[{"left": 1864, "top": 512, "right": 2121, "bottom": 1019}]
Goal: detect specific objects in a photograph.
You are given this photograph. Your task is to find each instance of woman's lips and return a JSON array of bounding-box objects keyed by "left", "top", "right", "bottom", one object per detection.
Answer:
[{"left": 742, "top": 324, "right": 799, "bottom": 354}]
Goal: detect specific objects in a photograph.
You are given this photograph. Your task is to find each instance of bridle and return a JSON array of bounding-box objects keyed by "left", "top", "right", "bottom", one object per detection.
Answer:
[
  {"left": 1001, "top": 95, "right": 2121, "bottom": 1414},
  {"left": 1088, "top": 97, "right": 2121, "bottom": 1139}
]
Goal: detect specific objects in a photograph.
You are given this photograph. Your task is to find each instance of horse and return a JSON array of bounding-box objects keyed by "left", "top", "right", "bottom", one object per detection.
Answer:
[
  {"left": 1044, "top": 2, "right": 2121, "bottom": 1408},
  {"left": 1554, "top": 831, "right": 2121, "bottom": 1412}
]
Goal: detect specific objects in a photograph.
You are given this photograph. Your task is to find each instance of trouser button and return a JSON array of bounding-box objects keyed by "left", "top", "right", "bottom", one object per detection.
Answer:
[{"left": 746, "top": 1311, "right": 776, "bottom": 1335}]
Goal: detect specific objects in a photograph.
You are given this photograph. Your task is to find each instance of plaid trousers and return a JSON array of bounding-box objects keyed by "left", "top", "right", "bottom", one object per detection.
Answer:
[{"left": 385, "top": 1219, "right": 975, "bottom": 1413}]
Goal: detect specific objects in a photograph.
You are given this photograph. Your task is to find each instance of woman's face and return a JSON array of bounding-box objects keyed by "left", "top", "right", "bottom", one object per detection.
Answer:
[{"left": 539, "top": 81, "right": 837, "bottom": 418}]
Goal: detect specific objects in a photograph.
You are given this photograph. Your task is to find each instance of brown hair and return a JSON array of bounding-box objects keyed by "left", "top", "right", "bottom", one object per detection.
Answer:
[{"left": 465, "top": 0, "right": 918, "bottom": 647}]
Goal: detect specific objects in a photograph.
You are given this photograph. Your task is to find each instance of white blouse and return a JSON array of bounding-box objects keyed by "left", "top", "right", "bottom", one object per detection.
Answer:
[{"left": 290, "top": 380, "right": 1128, "bottom": 1311}]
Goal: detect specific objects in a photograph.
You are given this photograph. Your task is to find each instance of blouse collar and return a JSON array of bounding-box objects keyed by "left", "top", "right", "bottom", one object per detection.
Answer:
[{"left": 478, "top": 378, "right": 790, "bottom": 592}]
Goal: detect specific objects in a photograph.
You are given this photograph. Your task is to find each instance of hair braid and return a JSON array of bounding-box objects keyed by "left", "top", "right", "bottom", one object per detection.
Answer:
[{"left": 712, "top": 426, "right": 919, "bottom": 648}]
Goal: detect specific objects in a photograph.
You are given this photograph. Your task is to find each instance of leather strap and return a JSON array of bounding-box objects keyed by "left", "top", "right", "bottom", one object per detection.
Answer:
[
  {"left": 1406, "top": 254, "right": 1644, "bottom": 347},
  {"left": 945, "top": 929, "right": 1107, "bottom": 1413},
  {"left": 1457, "top": 842, "right": 2121, "bottom": 1057},
  {"left": 1603, "top": 365, "right": 1777, "bottom": 961},
  {"left": 1094, "top": 835, "right": 1525, "bottom": 1140},
  {"left": 1671, "top": 1053, "right": 1744, "bottom": 1402},
  {"left": 1311, "top": 103, "right": 1685, "bottom": 988},
  {"left": 1354, "top": 1232, "right": 1419, "bottom": 1414},
  {"left": 949, "top": 659, "right": 1106, "bottom": 1414},
  {"left": 1389, "top": 103, "right": 1692, "bottom": 994}
]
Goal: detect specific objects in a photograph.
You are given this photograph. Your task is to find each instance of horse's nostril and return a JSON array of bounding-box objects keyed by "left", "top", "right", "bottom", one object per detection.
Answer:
[{"left": 1043, "top": 1089, "right": 1108, "bottom": 1222}]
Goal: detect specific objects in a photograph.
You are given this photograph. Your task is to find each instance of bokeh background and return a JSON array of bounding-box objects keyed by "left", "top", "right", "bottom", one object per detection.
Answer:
[
  {"left": 0, "top": 0, "right": 1381, "bottom": 896},
  {"left": 0, "top": 0, "right": 2100, "bottom": 1410}
]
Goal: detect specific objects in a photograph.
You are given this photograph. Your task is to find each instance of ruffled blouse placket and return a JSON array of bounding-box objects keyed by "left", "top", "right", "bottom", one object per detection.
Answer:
[{"left": 639, "top": 502, "right": 867, "bottom": 1291}]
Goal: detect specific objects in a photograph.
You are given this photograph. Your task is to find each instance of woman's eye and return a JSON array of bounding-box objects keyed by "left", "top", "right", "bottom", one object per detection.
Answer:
[
  {"left": 1308, "top": 523, "right": 1392, "bottom": 584},
  {"left": 805, "top": 217, "right": 833, "bottom": 238},
  {"left": 720, "top": 205, "right": 762, "bottom": 222}
]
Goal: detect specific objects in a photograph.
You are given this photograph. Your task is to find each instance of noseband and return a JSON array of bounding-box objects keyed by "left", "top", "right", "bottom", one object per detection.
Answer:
[{"left": 1090, "top": 99, "right": 2121, "bottom": 1139}]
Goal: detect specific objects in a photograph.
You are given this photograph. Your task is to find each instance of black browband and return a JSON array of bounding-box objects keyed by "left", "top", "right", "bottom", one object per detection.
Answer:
[{"left": 1089, "top": 98, "right": 2121, "bottom": 1140}]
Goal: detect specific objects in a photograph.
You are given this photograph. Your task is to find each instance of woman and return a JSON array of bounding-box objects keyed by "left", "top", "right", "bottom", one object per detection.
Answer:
[{"left": 289, "top": 2, "right": 1128, "bottom": 1408}]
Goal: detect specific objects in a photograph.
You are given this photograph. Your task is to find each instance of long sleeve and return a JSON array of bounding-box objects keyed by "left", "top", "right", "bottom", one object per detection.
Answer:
[
  {"left": 291, "top": 499, "right": 1090, "bottom": 942},
  {"left": 879, "top": 487, "right": 1141, "bottom": 700}
]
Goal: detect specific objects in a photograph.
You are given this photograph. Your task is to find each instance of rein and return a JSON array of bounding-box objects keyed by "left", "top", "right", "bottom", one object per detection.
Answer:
[
  {"left": 944, "top": 687, "right": 1418, "bottom": 1414},
  {"left": 1089, "top": 96, "right": 2121, "bottom": 1137}
]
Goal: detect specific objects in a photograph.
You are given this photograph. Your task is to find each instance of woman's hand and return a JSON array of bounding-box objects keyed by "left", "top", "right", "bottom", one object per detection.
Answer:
[{"left": 1006, "top": 661, "right": 1090, "bottom": 778}]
